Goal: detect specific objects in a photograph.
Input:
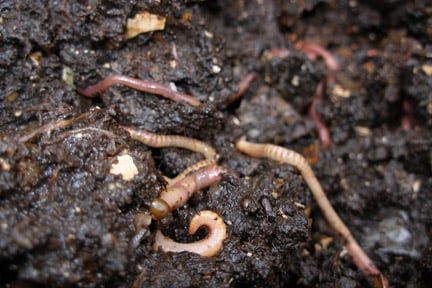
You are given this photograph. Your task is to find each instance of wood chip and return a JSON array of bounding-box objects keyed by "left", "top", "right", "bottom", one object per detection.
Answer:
[{"left": 125, "top": 11, "right": 166, "bottom": 40}]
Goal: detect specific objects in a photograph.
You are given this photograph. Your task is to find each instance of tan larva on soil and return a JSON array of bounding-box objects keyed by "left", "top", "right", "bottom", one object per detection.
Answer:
[
  {"left": 235, "top": 138, "right": 387, "bottom": 286},
  {"left": 121, "top": 126, "right": 217, "bottom": 160},
  {"left": 153, "top": 210, "right": 227, "bottom": 257}
]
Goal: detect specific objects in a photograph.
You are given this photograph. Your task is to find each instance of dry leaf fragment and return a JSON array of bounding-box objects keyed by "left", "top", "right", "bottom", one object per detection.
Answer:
[
  {"left": 125, "top": 11, "right": 166, "bottom": 40},
  {"left": 110, "top": 154, "right": 138, "bottom": 181}
]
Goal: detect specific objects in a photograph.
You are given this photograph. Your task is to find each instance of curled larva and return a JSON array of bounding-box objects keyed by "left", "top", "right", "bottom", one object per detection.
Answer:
[{"left": 153, "top": 210, "right": 227, "bottom": 257}]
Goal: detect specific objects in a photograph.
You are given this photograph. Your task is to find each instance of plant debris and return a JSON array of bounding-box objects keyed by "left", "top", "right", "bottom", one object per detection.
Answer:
[{"left": 125, "top": 11, "right": 166, "bottom": 40}]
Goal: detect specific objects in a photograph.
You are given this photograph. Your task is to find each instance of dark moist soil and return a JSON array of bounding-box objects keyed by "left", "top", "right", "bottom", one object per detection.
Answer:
[{"left": 1, "top": 1, "right": 431, "bottom": 287}]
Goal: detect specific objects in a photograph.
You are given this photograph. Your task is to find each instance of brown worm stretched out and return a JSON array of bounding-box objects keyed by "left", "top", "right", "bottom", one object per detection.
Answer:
[
  {"left": 235, "top": 138, "right": 387, "bottom": 284},
  {"left": 150, "top": 165, "right": 228, "bottom": 220},
  {"left": 153, "top": 210, "right": 227, "bottom": 257},
  {"left": 77, "top": 74, "right": 201, "bottom": 106},
  {"left": 167, "top": 159, "right": 216, "bottom": 186}
]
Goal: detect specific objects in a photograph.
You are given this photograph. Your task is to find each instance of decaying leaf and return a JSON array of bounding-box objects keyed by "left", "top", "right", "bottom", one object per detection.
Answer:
[{"left": 125, "top": 11, "right": 166, "bottom": 40}]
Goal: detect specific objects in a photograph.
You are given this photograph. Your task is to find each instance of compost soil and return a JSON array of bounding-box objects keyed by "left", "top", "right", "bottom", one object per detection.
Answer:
[{"left": 1, "top": 0, "right": 431, "bottom": 287}]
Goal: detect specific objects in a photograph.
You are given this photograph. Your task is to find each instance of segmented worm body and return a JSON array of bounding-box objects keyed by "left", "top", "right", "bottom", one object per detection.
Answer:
[
  {"left": 153, "top": 210, "right": 227, "bottom": 257},
  {"left": 294, "top": 41, "right": 340, "bottom": 73},
  {"left": 230, "top": 72, "right": 258, "bottom": 103},
  {"left": 77, "top": 75, "right": 201, "bottom": 106},
  {"left": 168, "top": 159, "right": 216, "bottom": 186},
  {"left": 150, "top": 165, "right": 228, "bottom": 219},
  {"left": 235, "top": 138, "right": 382, "bottom": 278},
  {"left": 121, "top": 126, "right": 216, "bottom": 160},
  {"left": 308, "top": 81, "right": 331, "bottom": 149}
]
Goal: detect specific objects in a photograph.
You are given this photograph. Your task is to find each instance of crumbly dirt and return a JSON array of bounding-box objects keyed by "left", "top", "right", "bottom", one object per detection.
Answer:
[{"left": 1, "top": 1, "right": 431, "bottom": 287}]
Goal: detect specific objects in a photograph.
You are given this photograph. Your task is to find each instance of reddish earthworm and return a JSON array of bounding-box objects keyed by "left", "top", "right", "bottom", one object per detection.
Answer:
[
  {"left": 235, "top": 138, "right": 385, "bottom": 281},
  {"left": 308, "top": 81, "right": 331, "bottom": 149},
  {"left": 294, "top": 41, "right": 340, "bottom": 85},
  {"left": 150, "top": 164, "right": 228, "bottom": 220},
  {"left": 153, "top": 210, "right": 227, "bottom": 257},
  {"left": 120, "top": 126, "right": 217, "bottom": 160},
  {"left": 233, "top": 72, "right": 258, "bottom": 101},
  {"left": 401, "top": 100, "right": 413, "bottom": 131},
  {"left": 294, "top": 41, "right": 340, "bottom": 73},
  {"left": 265, "top": 45, "right": 333, "bottom": 148},
  {"left": 77, "top": 74, "right": 201, "bottom": 106}
]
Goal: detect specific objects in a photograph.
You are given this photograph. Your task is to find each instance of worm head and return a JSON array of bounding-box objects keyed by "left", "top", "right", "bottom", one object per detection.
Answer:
[{"left": 150, "top": 197, "right": 170, "bottom": 220}]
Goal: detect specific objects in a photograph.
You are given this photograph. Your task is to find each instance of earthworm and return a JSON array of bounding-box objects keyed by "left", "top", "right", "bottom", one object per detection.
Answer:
[
  {"left": 167, "top": 159, "right": 216, "bottom": 186},
  {"left": 235, "top": 138, "right": 384, "bottom": 279},
  {"left": 231, "top": 72, "right": 258, "bottom": 102},
  {"left": 308, "top": 81, "right": 331, "bottom": 149},
  {"left": 77, "top": 74, "right": 201, "bottom": 106},
  {"left": 120, "top": 126, "right": 217, "bottom": 160},
  {"left": 294, "top": 41, "right": 340, "bottom": 73},
  {"left": 150, "top": 165, "right": 228, "bottom": 219},
  {"left": 153, "top": 210, "right": 227, "bottom": 257},
  {"left": 401, "top": 100, "right": 413, "bottom": 131},
  {"left": 264, "top": 45, "right": 333, "bottom": 148}
]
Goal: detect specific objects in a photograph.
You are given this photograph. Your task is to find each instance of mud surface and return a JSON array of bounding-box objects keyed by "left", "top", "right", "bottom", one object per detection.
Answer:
[{"left": 1, "top": 1, "right": 431, "bottom": 287}]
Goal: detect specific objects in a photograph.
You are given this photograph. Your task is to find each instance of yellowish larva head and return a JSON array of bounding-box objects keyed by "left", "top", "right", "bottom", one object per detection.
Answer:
[{"left": 150, "top": 198, "right": 170, "bottom": 220}]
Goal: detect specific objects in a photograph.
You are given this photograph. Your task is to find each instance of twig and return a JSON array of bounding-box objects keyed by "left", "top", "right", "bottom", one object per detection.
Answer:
[{"left": 18, "top": 111, "right": 95, "bottom": 143}]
